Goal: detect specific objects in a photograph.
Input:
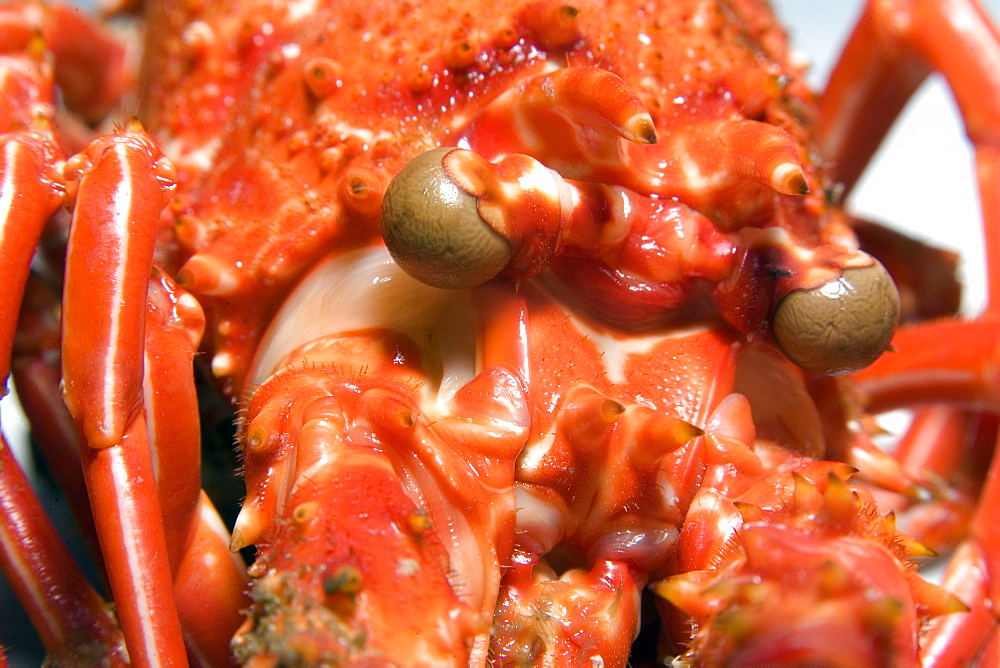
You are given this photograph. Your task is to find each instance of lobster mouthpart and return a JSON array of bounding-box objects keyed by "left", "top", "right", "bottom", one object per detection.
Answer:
[{"left": 234, "top": 250, "right": 530, "bottom": 663}]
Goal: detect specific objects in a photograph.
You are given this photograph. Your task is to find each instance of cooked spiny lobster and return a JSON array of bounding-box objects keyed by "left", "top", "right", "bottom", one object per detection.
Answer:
[{"left": 1, "top": 0, "right": 999, "bottom": 664}]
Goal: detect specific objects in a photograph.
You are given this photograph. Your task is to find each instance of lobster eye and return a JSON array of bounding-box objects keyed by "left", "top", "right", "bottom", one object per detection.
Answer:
[
  {"left": 380, "top": 147, "right": 511, "bottom": 289},
  {"left": 772, "top": 260, "right": 900, "bottom": 375}
]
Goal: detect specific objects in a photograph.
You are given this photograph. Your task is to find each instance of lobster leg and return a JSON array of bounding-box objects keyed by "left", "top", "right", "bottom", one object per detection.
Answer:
[
  {"left": 141, "top": 272, "right": 249, "bottom": 666},
  {"left": 0, "top": 433, "right": 128, "bottom": 664},
  {"left": 2, "top": 8, "right": 247, "bottom": 661},
  {"left": 60, "top": 123, "right": 188, "bottom": 666},
  {"left": 820, "top": 0, "right": 1000, "bottom": 309},
  {"left": 0, "top": 2, "right": 128, "bottom": 126},
  {"left": 854, "top": 316, "right": 1000, "bottom": 411},
  {"left": 824, "top": 5, "right": 1000, "bottom": 655},
  {"left": 0, "top": 129, "right": 63, "bottom": 393},
  {"left": 918, "top": 422, "right": 1000, "bottom": 664},
  {"left": 0, "top": 27, "right": 132, "bottom": 661},
  {"left": 855, "top": 318, "right": 1000, "bottom": 660},
  {"left": 8, "top": 269, "right": 249, "bottom": 665},
  {"left": 0, "top": 110, "right": 129, "bottom": 663}
]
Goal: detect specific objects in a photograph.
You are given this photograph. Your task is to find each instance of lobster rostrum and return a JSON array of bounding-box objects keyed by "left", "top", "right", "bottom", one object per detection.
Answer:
[{"left": 1, "top": 0, "right": 999, "bottom": 665}]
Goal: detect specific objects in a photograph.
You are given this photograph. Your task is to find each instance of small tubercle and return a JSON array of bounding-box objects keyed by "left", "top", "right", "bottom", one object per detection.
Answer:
[{"left": 177, "top": 253, "right": 242, "bottom": 296}]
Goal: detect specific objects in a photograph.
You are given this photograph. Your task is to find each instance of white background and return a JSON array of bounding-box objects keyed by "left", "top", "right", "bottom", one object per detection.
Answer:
[{"left": 1, "top": 0, "right": 999, "bottom": 664}]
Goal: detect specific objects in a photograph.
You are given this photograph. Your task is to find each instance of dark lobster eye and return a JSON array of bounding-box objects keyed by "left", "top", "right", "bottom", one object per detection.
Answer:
[
  {"left": 380, "top": 147, "right": 511, "bottom": 289},
  {"left": 772, "top": 259, "right": 900, "bottom": 375}
]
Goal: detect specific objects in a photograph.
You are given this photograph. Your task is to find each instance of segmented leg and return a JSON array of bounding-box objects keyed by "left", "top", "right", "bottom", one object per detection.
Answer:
[
  {"left": 0, "top": 28, "right": 133, "bottom": 661},
  {"left": 59, "top": 123, "right": 188, "bottom": 665},
  {"left": 56, "top": 121, "right": 248, "bottom": 667},
  {"left": 9, "top": 268, "right": 249, "bottom": 666},
  {"left": 0, "top": 33, "right": 131, "bottom": 664},
  {"left": 822, "top": 0, "right": 1000, "bottom": 661},
  {"left": 0, "top": 433, "right": 128, "bottom": 664},
  {"left": 1, "top": 5, "right": 251, "bottom": 661},
  {"left": 0, "top": 162, "right": 127, "bottom": 661},
  {"left": 820, "top": 0, "right": 1000, "bottom": 310},
  {"left": 855, "top": 319, "right": 1000, "bottom": 661},
  {"left": 141, "top": 272, "right": 249, "bottom": 667},
  {"left": 0, "top": 2, "right": 127, "bottom": 125}
]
